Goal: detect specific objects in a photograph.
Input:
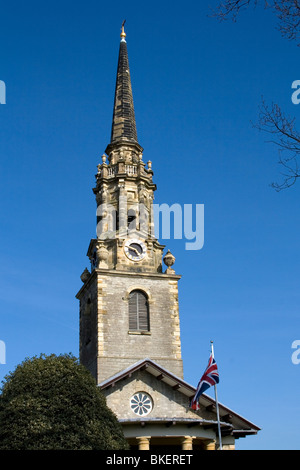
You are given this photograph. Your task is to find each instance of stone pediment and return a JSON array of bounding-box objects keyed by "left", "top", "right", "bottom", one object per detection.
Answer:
[{"left": 99, "top": 358, "right": 260, "bottom": 441}]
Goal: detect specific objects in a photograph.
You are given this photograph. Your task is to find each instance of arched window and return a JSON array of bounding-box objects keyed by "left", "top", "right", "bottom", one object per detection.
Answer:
[{"left": 129, "top": 290, "right": 150, "bottom": 332}]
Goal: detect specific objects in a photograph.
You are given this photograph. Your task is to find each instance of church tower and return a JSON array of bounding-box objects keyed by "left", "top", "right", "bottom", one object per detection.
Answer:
[
  {"left": 76, "top": 23, "right": 183, "bottom": 384},
  {"left": 76, "top": 24, "right": 260, "bottom": 450}
]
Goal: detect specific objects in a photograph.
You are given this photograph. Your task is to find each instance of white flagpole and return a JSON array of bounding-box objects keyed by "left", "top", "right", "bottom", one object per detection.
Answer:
[{"left": 210, "top": 340, "right": 222, "bottom": 450}]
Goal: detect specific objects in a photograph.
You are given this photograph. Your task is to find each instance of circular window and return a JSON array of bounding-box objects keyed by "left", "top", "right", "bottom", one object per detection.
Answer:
[{"left": 130, "top": 392, "right": 153, "bottom": 416}]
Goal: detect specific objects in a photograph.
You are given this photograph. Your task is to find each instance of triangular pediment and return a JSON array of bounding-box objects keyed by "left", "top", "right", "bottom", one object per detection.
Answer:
[{"left": 99, "top": 358, "right": 260, "bottom": 439}]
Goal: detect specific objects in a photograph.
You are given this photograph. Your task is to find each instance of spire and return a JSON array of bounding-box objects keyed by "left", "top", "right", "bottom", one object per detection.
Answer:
[{"left": 109, "top": 21, "right": 139, "bottom": 148}]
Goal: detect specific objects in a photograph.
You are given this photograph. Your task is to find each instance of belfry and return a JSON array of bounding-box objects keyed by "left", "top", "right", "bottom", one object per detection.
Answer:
[{"left": 76, "top": 23, "right": 260, "bottom": 450}]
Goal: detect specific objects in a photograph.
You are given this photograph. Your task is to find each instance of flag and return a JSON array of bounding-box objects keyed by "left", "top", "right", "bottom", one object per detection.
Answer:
[{"left": 190, "top": 354, "right": 219, "bottom": 410}]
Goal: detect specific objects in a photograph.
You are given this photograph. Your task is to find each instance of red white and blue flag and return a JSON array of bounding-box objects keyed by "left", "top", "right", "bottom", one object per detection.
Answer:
[{"left": 190, "top": 354, "right": 219, "bottom": 410}]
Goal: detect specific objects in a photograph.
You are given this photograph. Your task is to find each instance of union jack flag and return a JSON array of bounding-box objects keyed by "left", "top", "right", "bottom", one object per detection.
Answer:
[{"left": 190, "top": 354, "right": 219, "bottom": 410}]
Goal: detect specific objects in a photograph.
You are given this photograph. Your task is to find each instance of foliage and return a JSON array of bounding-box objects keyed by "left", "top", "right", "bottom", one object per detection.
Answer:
[{"left": 0, "top": 353, "right": 129, "bottom": 450}]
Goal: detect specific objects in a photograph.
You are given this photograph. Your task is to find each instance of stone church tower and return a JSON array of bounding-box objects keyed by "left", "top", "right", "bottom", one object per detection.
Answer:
[
  {"left": 76, "top": 23, "right": 182, "bottom": 384},
  {"left": 76, "top": 24, "right": 260, "bottom": 450}
]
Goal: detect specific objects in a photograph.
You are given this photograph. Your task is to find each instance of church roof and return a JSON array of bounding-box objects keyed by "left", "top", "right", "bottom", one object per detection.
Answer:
[{"left": 98, "top": 358, "right": 261, "bottom": 438}]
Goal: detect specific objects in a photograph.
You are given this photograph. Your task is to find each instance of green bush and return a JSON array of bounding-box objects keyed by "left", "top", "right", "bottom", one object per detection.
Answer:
[{"left": 0, "top": 353, "right": 129, "bottom": 450}]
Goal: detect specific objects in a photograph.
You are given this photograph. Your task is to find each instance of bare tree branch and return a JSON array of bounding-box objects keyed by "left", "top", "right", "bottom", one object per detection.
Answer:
[
  {"left": 212, "top": 0, "right": 266, "bottom": 21},
  {"left": 212, "top": 0, "right": 300, "bottom": 44},
  {"left": 254, "top": 99, "right": 300, "bottom": 190},
  {"left": 212, "top": 1, "right": 300, "bottom": 190},
  {"left": 274, "top": 0, "right": 300, "bottom": 44}
]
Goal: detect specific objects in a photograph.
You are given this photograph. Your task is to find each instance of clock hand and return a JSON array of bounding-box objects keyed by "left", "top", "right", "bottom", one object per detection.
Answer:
[{"left": 130, "top": 246, "right": 140, "bottom": 256}]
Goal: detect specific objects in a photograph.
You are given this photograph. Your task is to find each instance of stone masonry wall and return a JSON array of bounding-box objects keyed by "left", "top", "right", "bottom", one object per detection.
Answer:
[{"left": 96, "top": 270, "right": 183, "bottom": 383}]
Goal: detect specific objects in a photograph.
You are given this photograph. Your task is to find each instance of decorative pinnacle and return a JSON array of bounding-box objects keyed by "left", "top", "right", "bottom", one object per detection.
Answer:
[{"left": 121, "top": 20, "right": 126, "bottom": 42}]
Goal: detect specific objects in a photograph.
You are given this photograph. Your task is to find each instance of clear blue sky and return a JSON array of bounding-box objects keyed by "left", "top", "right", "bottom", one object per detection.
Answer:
[{"left": 1, "top": 0, "right": 299, "bottom": 450}]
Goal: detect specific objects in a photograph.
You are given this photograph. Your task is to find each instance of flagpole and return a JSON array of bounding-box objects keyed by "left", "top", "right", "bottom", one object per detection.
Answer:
[{"left": 210, "top": 340, "right": 222, "bottom": 450}]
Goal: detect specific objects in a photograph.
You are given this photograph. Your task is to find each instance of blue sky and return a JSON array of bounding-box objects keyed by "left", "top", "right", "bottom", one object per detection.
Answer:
[{"left": 0, "top": 0, "right": 300, "bottom": 450}]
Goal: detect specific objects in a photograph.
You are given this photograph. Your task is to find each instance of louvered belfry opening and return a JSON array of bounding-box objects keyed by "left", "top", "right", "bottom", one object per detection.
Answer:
[{"left": 129, "top": 290, "right": 150, "bottom": 332}]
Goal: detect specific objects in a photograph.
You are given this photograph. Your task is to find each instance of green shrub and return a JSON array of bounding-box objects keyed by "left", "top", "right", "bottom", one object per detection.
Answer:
[{"left": 0, "top": 353, "right": 129, "bottom": 450}]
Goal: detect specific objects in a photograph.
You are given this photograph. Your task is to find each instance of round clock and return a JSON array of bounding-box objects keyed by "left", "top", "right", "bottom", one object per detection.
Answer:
[{"left": 124, "top": 239, "right": 147, "bottom": 261}]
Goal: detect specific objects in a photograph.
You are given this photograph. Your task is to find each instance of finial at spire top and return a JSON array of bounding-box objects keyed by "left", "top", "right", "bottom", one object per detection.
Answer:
[{"left": 120, "top": 20, "right": 126, "bottom": 42}]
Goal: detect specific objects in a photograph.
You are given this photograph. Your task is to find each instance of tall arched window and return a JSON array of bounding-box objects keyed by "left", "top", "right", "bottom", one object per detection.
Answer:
[{"left": 129, "top": 290, "right": 150, "bottom": 332}]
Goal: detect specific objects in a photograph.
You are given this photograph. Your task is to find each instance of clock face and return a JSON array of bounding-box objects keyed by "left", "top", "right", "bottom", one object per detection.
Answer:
[{"left": 124, "top": 239, "right": 147, "bottom": 261}]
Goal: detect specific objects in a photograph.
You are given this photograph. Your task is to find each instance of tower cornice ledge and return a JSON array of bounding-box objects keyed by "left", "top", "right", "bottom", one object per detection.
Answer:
[
  {"left": 93, "top": 174, "right": 157, "bottom": 192},
  {"left": 105, "top": 140, "right": 144, "bottom": 157},
  {"left": 94, "top": 268, "right": 181, "bottom": 280},
  {"left": 76, "top": 268, "right": 182, "bottom": 299}
]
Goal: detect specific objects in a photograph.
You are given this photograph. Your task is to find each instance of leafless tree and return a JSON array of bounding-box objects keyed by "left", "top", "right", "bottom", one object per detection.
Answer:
[
  {"left": 213, "top": 0, "right": 300, "bottom": 44},
  {"left": 254, "top": 100, "right": 300, "bottom": 190},
  {"left": 212, "top": 0, "right": 300, "bottom": 190},
  {"left": 213, "top": 0, "right": 260, "bottom": 21}
]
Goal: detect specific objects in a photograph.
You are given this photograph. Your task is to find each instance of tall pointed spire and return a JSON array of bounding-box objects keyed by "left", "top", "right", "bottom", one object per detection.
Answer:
[{"left": 109, "top": 21, "right": 139, "bottom": 147}]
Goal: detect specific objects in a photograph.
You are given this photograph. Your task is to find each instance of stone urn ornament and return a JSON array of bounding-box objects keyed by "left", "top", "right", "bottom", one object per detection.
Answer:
[
  {"left": 80, "top": 268, "right": 90, "bottom": 283},
  {"left": 96, "top": 242, "right": 109, "bottom": 268},
  {"left": 163, "top": 249, "right": 176, "bottom": 274}
]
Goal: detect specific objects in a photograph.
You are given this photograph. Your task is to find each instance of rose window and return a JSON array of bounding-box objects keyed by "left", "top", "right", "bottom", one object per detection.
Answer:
[{"left": 130, "top": 392, "right": 153, "bottom": 416}]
